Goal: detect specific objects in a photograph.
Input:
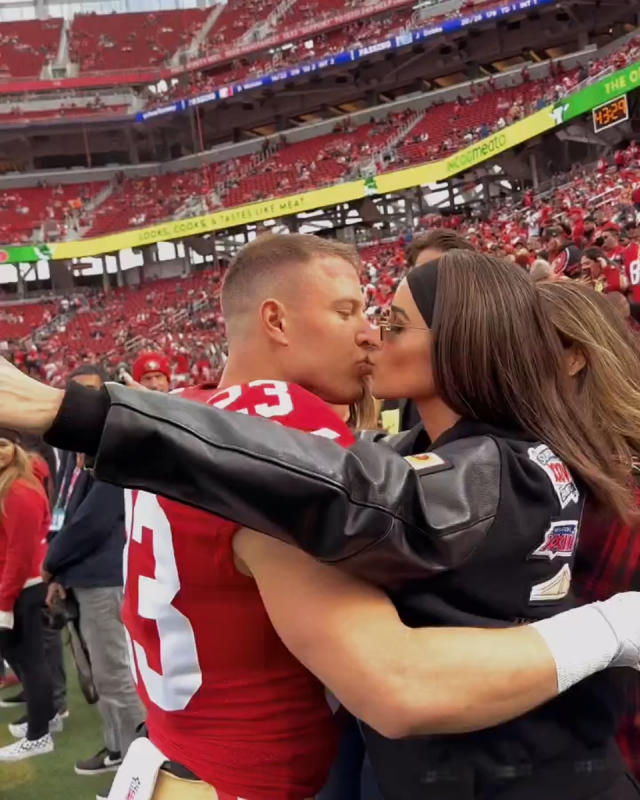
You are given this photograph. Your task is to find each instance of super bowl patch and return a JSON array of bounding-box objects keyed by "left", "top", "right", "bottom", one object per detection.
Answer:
[
  {"left": 529, "top": 564, "right": 572, "bottom": 603},
  {"left": 530, "top": 520, "right": 579, "bottom": 561},
  {"left": 405, "top": 452, "right": 449, "bottom": 475},
  {"left": 528, "top": 444, "right": 579, "bottom": 509}
]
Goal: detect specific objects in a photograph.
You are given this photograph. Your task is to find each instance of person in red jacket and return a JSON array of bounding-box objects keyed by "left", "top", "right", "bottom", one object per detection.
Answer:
[
  {"left": 580, "top": 247, "right": 628, "bottom": 294},
  {"left": 0, "top": 428, "right": 58, "bottom": 762}
]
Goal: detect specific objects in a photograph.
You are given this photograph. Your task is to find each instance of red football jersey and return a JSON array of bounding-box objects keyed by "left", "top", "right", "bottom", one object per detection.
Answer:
[
  {"left": 593, "top": 264, "right": 623, "bottom": 294},
  {"left": 122, "top": 381, "right": 355, "bottom": 800},
  {"left": 624, "top": 242, "right": 640, "bottom": 303}
]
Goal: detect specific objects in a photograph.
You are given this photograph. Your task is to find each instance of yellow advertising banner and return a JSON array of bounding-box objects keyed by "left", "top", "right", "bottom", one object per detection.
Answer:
[
  {"left": 375, "top": 106, "right": 557, "bottom": 194},
  {"left": 52, "top": 179, "right": 366, "bottom": 259}
]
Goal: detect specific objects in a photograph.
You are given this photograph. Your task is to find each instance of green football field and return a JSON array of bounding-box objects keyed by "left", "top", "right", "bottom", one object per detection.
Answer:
[{"left": 0, "top": 643, "right": 112, "bottom": 800}]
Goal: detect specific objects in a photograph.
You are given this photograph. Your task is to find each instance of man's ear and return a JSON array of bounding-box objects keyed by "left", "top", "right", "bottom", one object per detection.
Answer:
[
  {"left": 260, "top": 299, "right": 289, "bottom": 345},
  {"left": 566, "top": 344, "right": 587, "bottom": 377}
]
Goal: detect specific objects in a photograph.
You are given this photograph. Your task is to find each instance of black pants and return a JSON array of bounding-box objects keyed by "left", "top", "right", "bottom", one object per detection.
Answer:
[
  {"left": 0, "top": 584, "right": 54, "bottom": 740},
  {"left": 10, "top": 624, "right": 67, "bottom": 713},
  {"left": 318, "top": 711, "right": 384, "bottom": 800},
  {"left": 366, "top": 733, "right": 640, "bottom": 800}
]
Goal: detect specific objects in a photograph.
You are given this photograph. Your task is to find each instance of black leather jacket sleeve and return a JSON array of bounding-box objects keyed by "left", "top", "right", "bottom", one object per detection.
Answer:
[{"left": 47, "top": 383, "right": 500, "bottom": 588}]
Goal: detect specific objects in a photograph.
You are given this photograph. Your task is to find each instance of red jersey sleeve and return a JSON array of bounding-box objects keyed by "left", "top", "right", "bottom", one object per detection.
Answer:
[{"left": 0, "top": 481, "right": 47, "bottom": 612}]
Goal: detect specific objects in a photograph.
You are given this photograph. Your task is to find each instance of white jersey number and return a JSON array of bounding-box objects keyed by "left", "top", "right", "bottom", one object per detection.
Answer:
[
  {"left": 208, "top": 380, "right": 293, "bottom": 418},
  {"left": 629, "top": 259, "right": 640, "bottom": 287},
  {"left": 123, "top": 491, "right": 202, "bottom": 712},
  {"left": 122, "top": 381, "right": 295, "bottom": 711}
]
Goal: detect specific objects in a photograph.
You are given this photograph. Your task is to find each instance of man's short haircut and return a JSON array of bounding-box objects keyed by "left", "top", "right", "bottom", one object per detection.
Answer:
[
  {"left": 221, "top": 233, "right": 360, "bottom": 331},
  {"left": 406, "top": 229, "right": 474, "bottom": 267},
  {"left": 68, "top": 363, "right": 108, "bottom": 385}
]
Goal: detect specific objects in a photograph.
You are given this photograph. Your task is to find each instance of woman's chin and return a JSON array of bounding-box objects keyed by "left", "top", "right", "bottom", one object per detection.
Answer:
[{"left": 371, "top": 381, "right": 398, "bottom": 401}]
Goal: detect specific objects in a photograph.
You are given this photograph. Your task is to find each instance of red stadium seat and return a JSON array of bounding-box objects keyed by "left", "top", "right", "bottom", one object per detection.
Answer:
[
  {"left": 69, "top": 9, "right": 207, "bottom": 73},
  {"left": 0, "top": 18, "right": 62, "bottom": 78}
]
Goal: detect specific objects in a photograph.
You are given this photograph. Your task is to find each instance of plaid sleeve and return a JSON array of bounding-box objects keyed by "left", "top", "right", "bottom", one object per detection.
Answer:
[{"left": 574, "top": 495, "right": 640, "bottom": 779}]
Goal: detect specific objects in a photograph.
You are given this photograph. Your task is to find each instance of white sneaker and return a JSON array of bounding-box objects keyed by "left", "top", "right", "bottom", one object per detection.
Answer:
[
  {"left": 0, "top": 733, "right": 54, "bottom": 761},
  {"left": 8, "top": 713, "right": 64, "bottom": 739}
]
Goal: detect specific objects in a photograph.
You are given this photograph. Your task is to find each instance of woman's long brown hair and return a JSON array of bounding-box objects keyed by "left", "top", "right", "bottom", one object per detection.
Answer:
[
  {"left": 537, "top": 280, "right": 640, "bottom": 518},
  {"left": 347, "top": 382, "right": 380, "bottom": 430},
  {"left": 0, "top": 443, "right": 41, "bottom": 513},
  {"left": 432, "top": 251, "right": 638, "bottom": 522}
]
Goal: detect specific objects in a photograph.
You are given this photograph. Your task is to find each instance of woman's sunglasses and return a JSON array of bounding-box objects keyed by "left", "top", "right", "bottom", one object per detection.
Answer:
[{"left": 375, "top": 310, "right": 430, "bottom": 341}]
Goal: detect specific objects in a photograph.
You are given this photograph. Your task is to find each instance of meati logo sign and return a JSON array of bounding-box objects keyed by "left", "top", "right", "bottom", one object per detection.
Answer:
[{"left": 445, "top": 131, "right": 508, "bottom": 174}]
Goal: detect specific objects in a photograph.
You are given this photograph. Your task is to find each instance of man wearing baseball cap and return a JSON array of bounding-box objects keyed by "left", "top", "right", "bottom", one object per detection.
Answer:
[{"left": 131, "top": 352, "right": 171, "bottom": 393}]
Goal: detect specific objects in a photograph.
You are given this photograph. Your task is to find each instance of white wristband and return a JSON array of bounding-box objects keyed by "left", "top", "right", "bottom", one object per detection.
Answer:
[
  {"left": 0, "top": 610, "right": 14, "bottom": 630},
  {"left": 532, "top": 604, "right": 619, "bottom": 694}
]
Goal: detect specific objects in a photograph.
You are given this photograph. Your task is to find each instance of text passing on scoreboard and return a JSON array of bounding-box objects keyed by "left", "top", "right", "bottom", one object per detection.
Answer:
[{"left": 592, "top": 94, "right": 629, "bottom": 133}]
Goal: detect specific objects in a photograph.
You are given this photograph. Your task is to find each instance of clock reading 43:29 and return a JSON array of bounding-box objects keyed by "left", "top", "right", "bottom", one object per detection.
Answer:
[{"left": 592, "top": 94, "right": 629, "bottom": 133}]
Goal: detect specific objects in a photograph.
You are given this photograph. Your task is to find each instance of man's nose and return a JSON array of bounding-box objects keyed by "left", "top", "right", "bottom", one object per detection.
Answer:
[{"left": 356, "top": 319, "right": 381, "bottom": 351}]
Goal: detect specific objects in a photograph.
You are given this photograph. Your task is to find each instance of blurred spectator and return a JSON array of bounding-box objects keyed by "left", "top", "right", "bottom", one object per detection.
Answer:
[{"left": 0, "top": 429, "right": 57, "bottom": 762}]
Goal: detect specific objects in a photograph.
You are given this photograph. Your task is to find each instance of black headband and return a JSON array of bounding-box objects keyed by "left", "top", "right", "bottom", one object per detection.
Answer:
[{"left": 406, "top": 259, "right": 439, "bottom": 327}]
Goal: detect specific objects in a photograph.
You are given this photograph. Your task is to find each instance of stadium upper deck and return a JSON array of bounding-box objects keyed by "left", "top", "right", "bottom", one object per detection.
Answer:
[
  {"left": 0, "top": 0, "right": 417, "bottom": 84},
  {"left": 1, "top": 29, "right": 638, "bottom": 247}
]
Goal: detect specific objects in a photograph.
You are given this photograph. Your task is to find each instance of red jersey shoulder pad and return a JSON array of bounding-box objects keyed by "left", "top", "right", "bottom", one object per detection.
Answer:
[{"left": 177, "top": 381, "right": 355, "bottom": 447}]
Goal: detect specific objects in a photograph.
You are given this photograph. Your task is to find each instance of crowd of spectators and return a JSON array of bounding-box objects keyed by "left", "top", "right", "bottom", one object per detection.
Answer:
[{"left": 2, "top": 141, "right": 639, "bottom": 389}]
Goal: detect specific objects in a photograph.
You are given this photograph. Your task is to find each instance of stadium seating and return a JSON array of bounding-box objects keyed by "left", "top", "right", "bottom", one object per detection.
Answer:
[
  {"left": 389, "top": 74, "right": 575, "bottom": 168},
  {"left": 169, "top": 0, "right": 517, "bottom": 104},
  {"left": 205, "top": 0, "right": 283, "bottom": 52},
  {"left": 0, "top": 35, "right": 637, "bottom": 250},
  {"left": 98, "top": 74, "right": 560, "bottom": 224},
  {"left": 0, "top": 63, "right": 597, "bottom": 245},
  {"left": 223, "top": 112, "right": 413, "bottom": 205},
  {"left": 0, "top": 299, "right": 61, "bottom": 340},
  {"left": 0, "top": 183, "right": 105, "bottom": 244},
  {"left": 84, "top": 164, "right": 228, "bottom": 237},
  {"left": 0, "top": 18, "right": 62, "bottom": 78},
  {"left": 69, "top": 8, "right": 207, "bottom": 73}
]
